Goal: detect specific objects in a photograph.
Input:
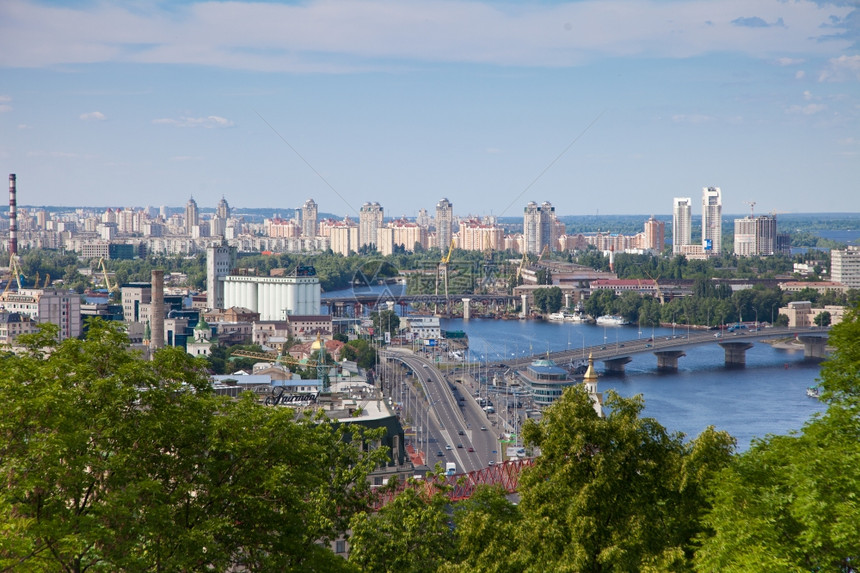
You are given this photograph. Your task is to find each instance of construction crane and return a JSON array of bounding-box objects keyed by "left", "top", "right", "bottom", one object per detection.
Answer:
[
  {"left": 743, "top": 200, "right": 756, "bottom": 218},
  {"left": 516, "top": 250, "right": 528, "bottom": 280},
  {"left": 537, "top": 244, "right": 549, "bottom": 262},
  {"left": 98, "top": 258, "right": 119, "bottom": 293}
]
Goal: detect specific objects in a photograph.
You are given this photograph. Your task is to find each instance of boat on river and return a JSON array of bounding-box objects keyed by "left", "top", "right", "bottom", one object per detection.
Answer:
[
  {"left": 806, "top": 386, "right": 820, "bottom": 399},
  {"left": 596, "top": 315, "right": 630, "bottom": 326}
]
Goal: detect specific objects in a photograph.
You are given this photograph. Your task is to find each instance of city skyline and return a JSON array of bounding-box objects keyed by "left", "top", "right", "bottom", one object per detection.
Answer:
[{"left": 1, "top": 0, "right": 858, "bottom": 216}]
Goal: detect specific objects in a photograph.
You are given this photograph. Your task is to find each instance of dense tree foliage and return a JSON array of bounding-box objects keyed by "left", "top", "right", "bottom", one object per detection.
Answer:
[
  {"left": 340, "top": 338, "right": 377, "bottom": 370},
  {"left": 349, "top": 485, "right": 454, "bottom": 573},
  {"left": 696, "top": 305, "right": 860, "bottom": 571},
  {"left": 533, "top": 286, "right": 563, "bottom": 314},
  {"left": 0, "top": 321, "right": 386, "bottom": 572},
  {"left": 516, "top": 387, "right": 735, "bottom": 572}
]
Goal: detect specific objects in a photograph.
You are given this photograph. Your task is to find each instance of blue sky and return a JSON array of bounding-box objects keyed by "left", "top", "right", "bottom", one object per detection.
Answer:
[{"left": 1, "top": 0, "right": 858, "bottom": 219}]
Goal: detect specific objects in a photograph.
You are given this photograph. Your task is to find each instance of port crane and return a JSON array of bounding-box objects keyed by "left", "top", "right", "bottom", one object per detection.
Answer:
[
  {"left": 98, "top": 258, "right": 119, "bottom": 293},
  {"left": 2, "top": 254, "right": 26, "bottom": 296}
]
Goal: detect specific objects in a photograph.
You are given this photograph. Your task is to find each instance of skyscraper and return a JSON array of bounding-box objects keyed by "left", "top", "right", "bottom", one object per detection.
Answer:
[
  {"left": 672, "top": 197, "right": 692, "bottom": 255},
  {"left": 435, "top": 198, "right": 453, "bottom": 251},
  {"left": 185, "top": 197, "right": 199, "bottom": 235},
  {"left": 301, "top": 198, "right": 318, "bottom": 238},
  {"left": 216, "top": 196, "right": 230, "bottom": 220},
  {"left": 359, "top": 202, "right": 384, "bottom": 249},
  {"left": 523, "top": 201, "right": 541, "bottom": 254},
  {"left": 522, "top": 201, "right": 557, "bottom": 255},
  {"left": 702, "top": 186, "right": 722, "bottom": 255}
]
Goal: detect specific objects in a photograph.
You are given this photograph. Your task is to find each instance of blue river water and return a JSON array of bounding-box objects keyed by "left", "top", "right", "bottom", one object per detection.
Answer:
[
  {"left": 323, "top": 284, "right": 826, "bottom": 451},
  {"left": 441, "top": 317, "right": 826, "bottom": 452}
]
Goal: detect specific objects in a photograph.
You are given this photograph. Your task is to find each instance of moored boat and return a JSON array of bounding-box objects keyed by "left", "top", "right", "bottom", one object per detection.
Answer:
[{"left": 596, "top": 315, "right": 630, "bottom": 326}]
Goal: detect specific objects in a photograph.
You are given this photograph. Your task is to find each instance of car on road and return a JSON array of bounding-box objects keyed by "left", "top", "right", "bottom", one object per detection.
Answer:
[
  {"left": 436, "top": 451, "right": 444, "bottom": 457},
  {"left": 445, "top": 444, "right": 452, "bottom": 450},
  {"left": 423, "top": 364, "right": 429, "bottom": 369},
  {"left": 456, "top": 443, "right": 463, "bottom": 448},
  {"left": 457, "top": 430, "right": 465, "bottom": 435},
  {"left": 480, "top": 426, "right": 487, "bottom": 431},
  {"left": 488, "top": 460, "right": 495, "bottom": 466},
  {"left": 468, "top": 447, "right": 475, "bottom": 452}
]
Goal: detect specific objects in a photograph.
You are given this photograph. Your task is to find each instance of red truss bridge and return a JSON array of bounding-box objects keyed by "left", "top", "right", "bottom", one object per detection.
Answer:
[{"left": 371, "top": 458, "right": 534, "bottom": 510}]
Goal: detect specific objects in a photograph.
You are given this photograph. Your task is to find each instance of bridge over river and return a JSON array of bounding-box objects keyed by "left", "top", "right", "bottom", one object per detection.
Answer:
[{"left": 506, "top": 326, "right": 830, "bottom": 374}]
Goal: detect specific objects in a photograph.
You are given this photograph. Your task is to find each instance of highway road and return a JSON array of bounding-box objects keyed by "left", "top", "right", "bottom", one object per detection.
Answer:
[{"left": 382, "top": 349, "right": 501, "bottom": 473}]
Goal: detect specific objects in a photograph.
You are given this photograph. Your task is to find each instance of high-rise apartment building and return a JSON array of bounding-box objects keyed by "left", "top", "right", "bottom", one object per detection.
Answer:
[
  {"left": 359, "top": 202, "right": 384, "bottom": 249},
  {"left": 185, "top": 197, "right": 199, "bottom": 235},
  {"left": 702, "top": 186, "right": 722, "bottom": 255},
  {"left": 329, "top": 218, "right": 360, "bottom": 256},
  {"left": 523, "top": 201, "right": 558, "bottom": 254},
  {"left": 733, "top": 215, "right": 777, "bottom": 256},
  {"left": 301, "top": 199, "right": 318, "bottom": 238},
  {"left": 216, "top": 197, "right": 230, "bottom": 220},
  {"left": 672, "top": 197, "right": 692, "bottom": 255},
  {"left": 459, "top": 219, "right": 504, "bottom": 252},
  {"left": 416, "top": 208, "right": 431, "bottom": 229},
  {"left": 435, "top": 198, "right": 454, "bottom": 251},
  {"left": 643, "top": 216, "right": 665, "bottom": 253},
  {"left": 831, "top": 246, "right": 860, "bottom": 289}
]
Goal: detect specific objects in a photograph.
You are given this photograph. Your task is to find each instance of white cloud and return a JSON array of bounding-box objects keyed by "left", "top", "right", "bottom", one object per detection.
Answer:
[
  {"left": 785, "top": 103, "right": 827, "bottom": 115},
  {"left": 80, "top": 111, "right": 106, "bottom": 121},
  {"left": 818, "top": 55, "right": 860, "bottom": 82},
  {"left": 0, "top": 94, "right": 10, "bottom": 112},
  {"left": 17, "top": 124, "right": 31, "bottom": 129},
  {"left": 803, "top": 90, "right": 813, "bottom": 101},
  {"left": 0, "top": 0, "right": 854, "bottom": 71},
  {"left": 795, "top": 70, "right": 805, "bottom": 79},
  {"left": 152, "top": 115, "right": 234, "bottom": 128}
]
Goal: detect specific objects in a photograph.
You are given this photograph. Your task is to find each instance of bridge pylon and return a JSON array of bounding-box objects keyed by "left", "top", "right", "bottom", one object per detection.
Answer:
[
  {"left": 718, "top": 341, "right": 754, "bottom": 367},
  {"left": 655, "top": 350, "right": 686, "bottom": 372}
]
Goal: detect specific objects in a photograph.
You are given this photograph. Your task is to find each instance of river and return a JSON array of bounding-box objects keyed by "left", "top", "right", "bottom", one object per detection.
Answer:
[
  {"left": 442, "top": 317, "right": 826, "bottom": 451},
  {"left": 323, "top": 285, "right": 826, "bottom": 451}
]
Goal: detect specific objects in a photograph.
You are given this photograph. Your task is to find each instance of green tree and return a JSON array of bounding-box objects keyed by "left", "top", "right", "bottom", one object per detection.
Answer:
[
  {"left": 516, "top": 386, "right": 734, "bottom": 572},
  {"left": 696, "top": 305, "right": 860, "bottom": 571},
  {"left": 814, "top": 310, "right": 832, "bottom": 326},
  {"left": 440, "top": 486, "right": 523, "bottom": 573},
  {"left": 341, "top": 338, "right": 377, "bottom": 370},
  {"left": 532, "top": 286, "right": 563, "bottom": 314},
  {"left": 371, "top": 310, "right": 400, "bottom": 339},
  {"left": 0, "top": 321, "right": 385, "bottom": 572},
  {"left": 349, "top": 485, "right": 454, "bottom": 573}
]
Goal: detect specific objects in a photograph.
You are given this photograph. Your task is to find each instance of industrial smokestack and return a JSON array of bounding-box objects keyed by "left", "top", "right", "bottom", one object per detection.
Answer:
[
  {"left": 150, "top": 270, "right": 165, "bottom": 354},
  {"left": 8, "top": 174, "right": 17, "bottom": 257}
]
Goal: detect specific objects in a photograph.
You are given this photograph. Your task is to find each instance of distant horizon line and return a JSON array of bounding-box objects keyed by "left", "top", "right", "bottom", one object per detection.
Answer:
[{"left": 15, "top": 205, "right": 860, "bottom": 220}]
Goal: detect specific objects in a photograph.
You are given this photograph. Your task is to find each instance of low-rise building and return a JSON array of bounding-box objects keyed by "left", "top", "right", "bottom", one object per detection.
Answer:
[
  {"left": 0, "top": 311, "right": 38, "bottom": 344},
  {"left": 0, "top": 288, "right": 82, "bottom": 340},
  {"left": 779, "top": 301, "right": 845, "bottom": 328}
]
